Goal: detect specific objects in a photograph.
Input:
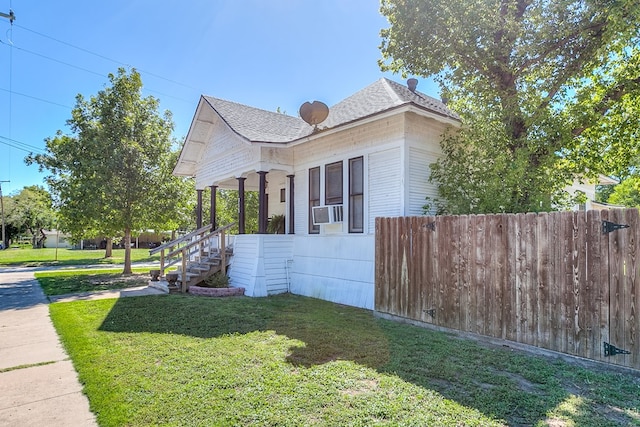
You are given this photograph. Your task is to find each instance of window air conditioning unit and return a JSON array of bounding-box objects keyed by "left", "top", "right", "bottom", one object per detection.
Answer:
[{"left": 312, "top": 205, "right": 344, "bottom": 225}]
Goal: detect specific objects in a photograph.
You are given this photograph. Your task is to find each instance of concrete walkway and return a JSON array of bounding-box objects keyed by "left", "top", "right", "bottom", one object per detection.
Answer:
[{"left": 0, "top": 267, "right": 164, "bottom": 426}]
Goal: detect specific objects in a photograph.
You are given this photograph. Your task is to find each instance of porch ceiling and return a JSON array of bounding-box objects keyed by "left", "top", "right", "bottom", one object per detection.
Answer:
[{"left": 210, "top": 169, "right": 290, "bottom": 192}]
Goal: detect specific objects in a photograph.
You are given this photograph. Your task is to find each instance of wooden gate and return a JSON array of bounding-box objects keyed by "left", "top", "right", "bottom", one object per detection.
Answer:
[{"left": 375, "top": 209, "right": 639, "bottom": 371}]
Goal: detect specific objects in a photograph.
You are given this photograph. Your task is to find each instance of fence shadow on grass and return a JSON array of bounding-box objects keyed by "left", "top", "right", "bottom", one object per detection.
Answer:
[{"left": 97, "top": 293, "right": 639, "bottom": 426}]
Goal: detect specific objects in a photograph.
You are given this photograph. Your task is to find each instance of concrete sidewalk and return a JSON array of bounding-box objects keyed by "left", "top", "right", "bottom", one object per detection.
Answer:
[{"left": 0, "top": 267, "right": 164, "bottom": 426}]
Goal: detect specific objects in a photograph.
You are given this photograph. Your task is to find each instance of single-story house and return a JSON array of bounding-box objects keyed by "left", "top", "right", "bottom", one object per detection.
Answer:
[{"left": 174, "top": 78, "right": 458, "bottom": 309}]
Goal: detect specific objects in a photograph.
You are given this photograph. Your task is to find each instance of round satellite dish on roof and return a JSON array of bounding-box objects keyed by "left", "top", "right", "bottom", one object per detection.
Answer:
[
  {"left": 407, "top": 78, "right": 418, "bottom": 92},
  {"left": 299, "top": 101, "right": 329, "bottom": 126}
]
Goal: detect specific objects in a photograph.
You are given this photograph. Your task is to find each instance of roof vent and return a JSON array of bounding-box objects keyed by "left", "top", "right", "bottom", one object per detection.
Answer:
[
  {"left": 299, "top": 101, "right": 329, "bottom": 128},
  {"left": 407, "top": 78, "right": 418, "bottom": 92}
]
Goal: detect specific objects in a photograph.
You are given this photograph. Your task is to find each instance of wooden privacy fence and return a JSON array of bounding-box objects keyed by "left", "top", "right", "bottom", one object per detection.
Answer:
[{"left": 375, "top": 208, "right": 639, "bottom": 371}]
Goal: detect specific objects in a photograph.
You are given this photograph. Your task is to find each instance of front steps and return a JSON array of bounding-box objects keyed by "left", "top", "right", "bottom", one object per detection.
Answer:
[{"left": 149, "top": 248, "right": 234, "bottom": 294}]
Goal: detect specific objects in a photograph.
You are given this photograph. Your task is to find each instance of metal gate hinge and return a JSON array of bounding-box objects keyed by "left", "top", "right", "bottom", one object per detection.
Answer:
[
  {"left": 602, "top": 221, "right": 629, "bottom": 234},
  {"left": 604, "top": 342, "right": 631, "bottom": 356},
  {"left": 423, "top": 308, "right": 436, "bottom": 317}
]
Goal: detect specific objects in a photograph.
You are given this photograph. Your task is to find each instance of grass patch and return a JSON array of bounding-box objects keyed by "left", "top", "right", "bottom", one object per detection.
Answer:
[
  {"left": 0, "top": 360, "right": 58, "bottom": 373},
  {"left": 50, "top": 294, "right": 640, "bottom": 426},
  {"left": 35, "top": 268, "right": 153, "bottom": 296},
  {"left": 0, "top": 248, "right": 158, "bottom": 267}
]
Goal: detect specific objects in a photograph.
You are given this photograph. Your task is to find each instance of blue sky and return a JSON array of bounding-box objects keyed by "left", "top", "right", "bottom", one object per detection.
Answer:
[{"left": 0, "top": 0, "right": 438, "bottom": 196}]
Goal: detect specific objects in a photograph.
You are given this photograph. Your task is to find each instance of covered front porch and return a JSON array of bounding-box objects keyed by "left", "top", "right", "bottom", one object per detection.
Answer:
[
  {"left": 194, "top": 168, "right": 295, "bottom": 235},
  {"left": 192, "top": 168, "right": 297, "bottom": 297}
]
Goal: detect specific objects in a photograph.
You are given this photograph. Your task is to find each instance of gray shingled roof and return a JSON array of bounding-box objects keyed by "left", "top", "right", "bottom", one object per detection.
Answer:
[
  {"left": 202, "top": 78, "right": 459, "bottom": 144},
  {"left": 323, "top": 78, "right": 458, "bottom": 128},
  {"left": 202, "top": 96, "right": 313, "bottom": 143}
]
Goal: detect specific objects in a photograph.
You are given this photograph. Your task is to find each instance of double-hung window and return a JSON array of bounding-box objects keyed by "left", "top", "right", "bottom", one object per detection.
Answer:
[
  {"left": 325, "top": 161, "right": 343, "bottom": 205},
  {"left": 309, "top": 167, "right": 320, "bottom": 234},
  {"left": 349, "top": 156, "right": 364, "bottom": 233},
  {"left": 309, "top": 158, "right": 363, "bottom": 234}
]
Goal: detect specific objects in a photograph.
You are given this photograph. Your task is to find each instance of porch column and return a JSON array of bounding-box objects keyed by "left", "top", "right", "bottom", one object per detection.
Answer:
[
  {"left": 237, "top": 177, "right": 246, "bottom": 234},
  {"left": 258, "top": 171, "right": 268, "bottom": 234},
  {"left": 287, "top": 174, "right": 295, "bottom": 234},
  {"left": 196, "top": 189, "right": 203, "bottom": 229},
  {"left": 209, "top": 185, "right": 217, "bottom": 230}
]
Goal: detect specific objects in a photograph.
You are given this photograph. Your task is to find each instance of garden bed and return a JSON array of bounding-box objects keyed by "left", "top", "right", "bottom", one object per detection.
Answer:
[{"left": 187, "top": 285, "right": 245, "bottom": 297}]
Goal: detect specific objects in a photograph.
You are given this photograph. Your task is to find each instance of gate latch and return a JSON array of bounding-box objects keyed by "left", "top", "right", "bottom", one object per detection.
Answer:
[
  {"left": 602, "top": 221, "right": 629, "bottom": 234},
  {"left": 604, "top": 342, "right": 631, "bottom": 357}
]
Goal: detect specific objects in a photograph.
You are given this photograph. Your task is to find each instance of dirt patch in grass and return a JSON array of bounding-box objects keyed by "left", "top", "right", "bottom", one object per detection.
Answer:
[
  {"left": 36, "top": 270, "right": 150, "bottom": 296},
  {"left": 88, "top": 273, "right": 148, "bottom": 287}
]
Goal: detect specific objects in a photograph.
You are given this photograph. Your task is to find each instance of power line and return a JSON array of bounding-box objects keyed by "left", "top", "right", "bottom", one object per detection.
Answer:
[
  {"left": 0, "top": 39, "right": 195, "bottom": 105},
  {"left": 15, "top": 24, "right": 202, "bottom": 92},
  {"left": 0, "top": 135, "right": 45, "bottom": 154},
  {"left": 0, "top": 139, "right": 35, "bottom": 153},
  {"left": 0, "top": 87, "right": 72, "bottom": 109},
  {"left": 0, "top": 38, "right": 106, "bottom": 78}
]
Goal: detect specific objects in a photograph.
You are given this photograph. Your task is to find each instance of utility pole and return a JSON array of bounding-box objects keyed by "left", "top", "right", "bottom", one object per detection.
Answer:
[
  {"left": 1, "top": 9, "right": 14, "bottom": 249},
  {"left": 0, "top": 181, "right": 8, "bottom": 250},
  {"left": 0, "top": 9, "right": 15, "bottom": 24}
]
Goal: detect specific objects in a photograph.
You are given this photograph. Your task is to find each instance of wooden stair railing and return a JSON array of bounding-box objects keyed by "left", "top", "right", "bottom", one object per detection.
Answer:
[{"left": 149, "top": 223, "right": 235, "bottom": 292}]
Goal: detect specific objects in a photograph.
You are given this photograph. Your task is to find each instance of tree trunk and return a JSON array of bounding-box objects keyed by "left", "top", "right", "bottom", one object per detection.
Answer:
[
  {"left": 104, "top": 237, "right": 113, "bottom": 258},
  {"left": 123, "top": 228, "right": 132, "bottom": 275}
]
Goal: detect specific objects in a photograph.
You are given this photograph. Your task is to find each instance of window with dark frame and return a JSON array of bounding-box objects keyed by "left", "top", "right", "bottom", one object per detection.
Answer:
[
  {"left": 349, "top": 156, "right": 364, "bottom": 233},
  {"left": 325, "top": 161, "right": 343, "bottom": 205},
  {"left": 309, "top": 167, "right": 320, "bottom": 234}
]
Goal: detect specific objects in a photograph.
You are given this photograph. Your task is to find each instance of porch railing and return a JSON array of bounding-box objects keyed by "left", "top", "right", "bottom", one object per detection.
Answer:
[{"left": 149, "top": 223, "right": 235, "bottom": 292}]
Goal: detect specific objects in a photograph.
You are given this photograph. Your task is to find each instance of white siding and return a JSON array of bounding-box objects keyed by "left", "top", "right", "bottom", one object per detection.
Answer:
[
  {"left": 229, "top": 235, "right": 294, "bottom": 296},
  {"left": 196, "top": 124, "right": 259, "bottom": 188},
  {"left": 405, "top": 113, "right": 449, "bottom": 215},
  {"left": 291, "top": 116, "right": 406, "bottom": 236},
  {"left": 368, "top": 147, "right": 402, "bottom": 232},
  {"left": 293, "top": 170, "right": 309, "bottom": 235},
  {"left": 408, "top": 147, "right": 440, "bottom": 216},
  {"left": 289, "top": 234, "right": 375, "bottom": 309},
  {"left": 228, "top": 235, "right": 260, "bottom": 295},
  {"left": 263, "top": 237, "right": 294, "bottom": 294}
]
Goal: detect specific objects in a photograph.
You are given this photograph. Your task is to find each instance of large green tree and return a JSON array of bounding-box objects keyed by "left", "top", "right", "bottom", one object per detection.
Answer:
[
  {"left": 4, "top": 186, "right": 57, "bottom": 248},
  {"left": 28, "top": 68, "right": 187, "bottom": 273},
  {"left": 607, "top": 175, "right": 640, "bottom": 207},
  {"left": 380, "top": 0, "right": 640, "bottom": 214}
]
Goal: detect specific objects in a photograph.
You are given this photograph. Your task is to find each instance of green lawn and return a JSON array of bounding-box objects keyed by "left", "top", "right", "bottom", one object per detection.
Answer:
[
  {"left": 0, "top": 248, "right": 158, "bottom": 266},
  {"left": 50, "top": 294, "right": 640, "bottom": 427}
]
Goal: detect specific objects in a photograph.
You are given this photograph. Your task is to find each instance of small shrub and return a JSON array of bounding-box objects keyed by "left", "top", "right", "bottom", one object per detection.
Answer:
[
  {"left": 203, "top": 272, "right": 229, "bottom": 288},
  {"left": 267, "top": 214, "right": 285, "bottom": 234}
]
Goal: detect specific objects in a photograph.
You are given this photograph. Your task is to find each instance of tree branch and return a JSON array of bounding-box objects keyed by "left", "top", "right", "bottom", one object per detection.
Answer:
[{"left": 572, "top": 75, "right": 640, "bottom": 137}]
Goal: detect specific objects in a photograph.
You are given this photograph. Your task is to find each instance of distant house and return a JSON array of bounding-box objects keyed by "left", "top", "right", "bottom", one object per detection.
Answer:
[
  {"left": 568, "top": 175, "right": 619, "bottom": 211},
  {"left": 42, "top": 229, "right": 72, "bottom": 249}
]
